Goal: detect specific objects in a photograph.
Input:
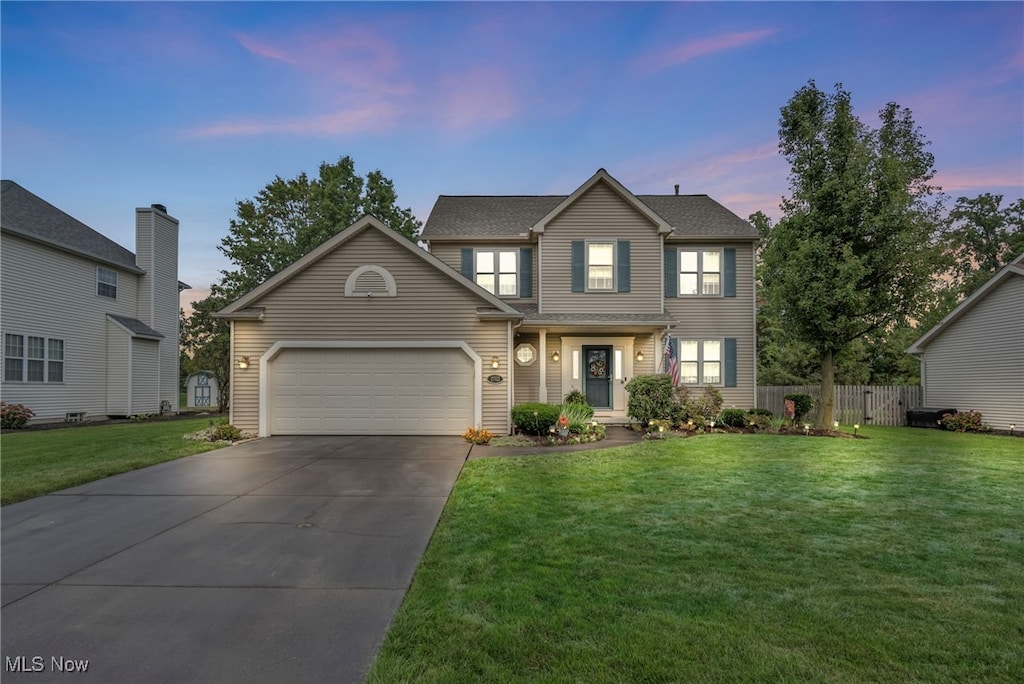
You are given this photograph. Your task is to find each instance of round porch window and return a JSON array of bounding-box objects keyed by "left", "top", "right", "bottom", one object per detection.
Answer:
[{"left": 514, "top": 343, "right": 536, "bottom": 366}]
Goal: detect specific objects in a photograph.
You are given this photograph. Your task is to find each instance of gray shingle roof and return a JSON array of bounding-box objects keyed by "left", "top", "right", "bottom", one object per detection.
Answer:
[
  {"left": 1, "top": 180, "right": 144, "bottom": 273},
  {"left": 106, "top": 314, "right": 164, "bottom": 339},
  {"left": 421, "top": 193, "right": 757, "bottom": 240}
]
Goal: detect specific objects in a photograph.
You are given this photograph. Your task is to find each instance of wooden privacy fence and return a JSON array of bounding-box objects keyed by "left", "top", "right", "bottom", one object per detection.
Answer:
[{"left": 756, "top": 385, "right": 922, "bottom": 426}]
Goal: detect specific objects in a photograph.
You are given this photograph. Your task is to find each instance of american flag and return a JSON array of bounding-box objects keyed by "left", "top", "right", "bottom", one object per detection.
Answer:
[{"left": 663, "top": 337, "right": 680, "bottom": 387}]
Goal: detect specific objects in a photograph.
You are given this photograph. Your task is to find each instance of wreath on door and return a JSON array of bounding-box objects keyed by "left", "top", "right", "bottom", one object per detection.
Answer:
[{"left": 588, "top": 359, "right": 607, "bottom": 377}]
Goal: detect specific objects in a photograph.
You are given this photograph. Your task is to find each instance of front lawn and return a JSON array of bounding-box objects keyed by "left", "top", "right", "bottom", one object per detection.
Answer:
[
  {"left": 369, "top": 427, "right": 1023, "bottom": 682},
  {"left": 1, "top": 418, "right": 227, "bottom": 505}
]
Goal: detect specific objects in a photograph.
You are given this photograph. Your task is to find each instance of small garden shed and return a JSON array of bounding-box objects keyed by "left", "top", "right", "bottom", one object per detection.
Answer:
[{"left": 185, "top": 371, "right": 218, "bottom": 409}]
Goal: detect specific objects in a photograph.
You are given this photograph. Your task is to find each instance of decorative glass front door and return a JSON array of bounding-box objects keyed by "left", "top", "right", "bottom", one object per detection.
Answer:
[{"left": 583, "top": 346, "right": 613, "bottom": 408}]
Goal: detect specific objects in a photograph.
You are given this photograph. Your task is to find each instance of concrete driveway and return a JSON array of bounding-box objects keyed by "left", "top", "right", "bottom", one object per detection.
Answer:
[{"left": 1, "top": 435, "right": 469, "bottom": 683}]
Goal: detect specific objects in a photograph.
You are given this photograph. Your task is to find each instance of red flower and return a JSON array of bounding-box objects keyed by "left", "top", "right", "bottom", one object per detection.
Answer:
[{"left": 558, "top": 415, "right": 569, "bottom": 427}]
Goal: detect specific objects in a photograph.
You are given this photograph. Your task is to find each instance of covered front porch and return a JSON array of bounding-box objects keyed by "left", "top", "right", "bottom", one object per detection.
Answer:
[{"left": 510, "top": 312, "right": 672, "bottom": 422}]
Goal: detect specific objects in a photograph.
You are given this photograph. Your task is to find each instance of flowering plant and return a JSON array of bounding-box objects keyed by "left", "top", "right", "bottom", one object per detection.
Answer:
[
  {"left": 461, "top": 426, "right": 495, "bottom": 445},
  {"left": 1, "top": 402, "right": 35, "bottom": 430}
]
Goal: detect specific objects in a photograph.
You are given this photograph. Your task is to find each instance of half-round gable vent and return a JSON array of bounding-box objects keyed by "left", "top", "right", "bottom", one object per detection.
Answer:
[{"left": 345, "top": 265, "right": 397, "bottom": 298}]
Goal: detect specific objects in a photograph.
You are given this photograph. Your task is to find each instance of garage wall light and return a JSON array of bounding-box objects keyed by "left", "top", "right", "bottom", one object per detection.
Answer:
[
  {"left": 491, "top": 356, "right": 500, "bottom": 369},
  {"left": 551, "top": 351, "right": 560, "bottom": 362},
  {"left": 237, "top": 356, "right": 250, "bottom": 370},
  {"left": 636, "top": 349, "right": 644, "bottom": 362}
]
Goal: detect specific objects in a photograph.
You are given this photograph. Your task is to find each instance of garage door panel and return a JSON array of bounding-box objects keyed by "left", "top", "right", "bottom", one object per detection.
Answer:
[{"left": 269, "top": 347, "right": 475, "bottom": 435}]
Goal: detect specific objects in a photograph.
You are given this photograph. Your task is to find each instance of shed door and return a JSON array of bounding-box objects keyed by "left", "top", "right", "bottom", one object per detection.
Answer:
[{"left": 268, "top": 347, "right": 475, "bottom": 435}]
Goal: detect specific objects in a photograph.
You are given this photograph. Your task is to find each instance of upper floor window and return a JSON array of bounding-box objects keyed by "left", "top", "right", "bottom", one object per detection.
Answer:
[
  {"left": 678, "top": 339, "right": 721, "bottom": 385},
  {"left": 476, "top": 250, "right": 518, "bottom": 296},
  {"left": 4, "top": 333, "right": 64, "bottom": 383},
  {"left": 587, "top": 242, "right": 615, "bottom": 291},
  {"left": 97, "top": 267, "right": 118, "bottom": 299},
  {"left": 679, "top": 250, "right": 720, "bottom": 296}
]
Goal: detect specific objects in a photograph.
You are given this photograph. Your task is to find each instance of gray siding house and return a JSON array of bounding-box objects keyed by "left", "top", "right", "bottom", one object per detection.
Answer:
[
  {"left": 218, "top": 169, "right": 759, "bottom": 436},
  {"left": 1, "top": 181, "right": 187, "bottom": 422},
  {"left": 907, "top": 254, "right": 1024, "bottom": 430}
]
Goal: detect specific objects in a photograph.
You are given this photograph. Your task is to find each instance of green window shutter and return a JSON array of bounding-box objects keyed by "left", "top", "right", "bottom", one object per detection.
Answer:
[
  {"left": 724, "top": 338, "right": 737, "bottom": 387},
  {"left": 723, "top": 248, "right": 736, "bottom": 298},
  {"left": 461, "top": 248, "right": 473, "bottom": 279},
  {"left": 519, "top": 247, "right": 533, "bottom": 298},
  {"left": 617, "top": 240, "right": 631, "bottom": 293},
  {"left": 664, "top": 248, "right": 678, "bottom": 298},
  {"left": 571, "top": 241, "right": 585, "bottom": 292}
]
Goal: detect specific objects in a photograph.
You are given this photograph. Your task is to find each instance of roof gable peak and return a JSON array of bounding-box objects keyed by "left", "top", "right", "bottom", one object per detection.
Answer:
[{"left": 530, "top": 169, "right": 672, "bottom": 235}]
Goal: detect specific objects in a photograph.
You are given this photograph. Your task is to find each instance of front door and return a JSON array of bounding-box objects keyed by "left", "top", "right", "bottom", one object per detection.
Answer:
[{"left": 583, "top": 345, "right": 613, "bottom": 409}]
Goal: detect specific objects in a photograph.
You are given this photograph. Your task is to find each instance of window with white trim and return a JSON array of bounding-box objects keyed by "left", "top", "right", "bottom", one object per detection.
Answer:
[
  {"left": 475, "top": 250, "right": 518, "bottom": 296},
  {"left": 587, "top": 242, "right": 614, "bottom": 291},
  {"left": 3, "top": 333, "right": 65, "bottom": 383},
  {"left": 679, "top": 250, "right": 721, "bottom": 296},
  {"left": 97, "top": 267, "right": 118, "bottom": 298},
  {"left": 678, "top": 339, "right": 721, "bottom": 385}
]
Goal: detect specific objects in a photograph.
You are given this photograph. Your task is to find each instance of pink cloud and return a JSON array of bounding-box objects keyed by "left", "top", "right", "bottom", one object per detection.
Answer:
[
  {"left": 435, "top": 67, "right": 518, "bottom": 131},
  {"left": 184, "top": 102, "right": 400, "bottom": 138},
  {"left": 934, "top": 166, "right": 1024, "bottom": 194},
  {"left": 638, "top": 29, "right": 776, "bottom": 72}
]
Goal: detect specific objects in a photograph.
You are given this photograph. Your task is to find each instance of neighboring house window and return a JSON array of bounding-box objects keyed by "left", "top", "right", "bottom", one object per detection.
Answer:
[
  {"left": 97, "top": 267, "right": 118, "bottom": 298},
  {"left": 3, "top": 333, "right": 64, "bottom": 383},
  {"left": 587, "top": 242, "right": 615, "bottom": 291},
  {"left": 679, "top": 250, "right": 721, "bottom": 296},
  {"left": 4, "top": 334, "right": 23, "bottom": 382},
  {"left": 678, "top": 339, "right": 721, "bottom": 385},
  {"left": 475, "top": 250, "right": 518, "bottom": 296}
]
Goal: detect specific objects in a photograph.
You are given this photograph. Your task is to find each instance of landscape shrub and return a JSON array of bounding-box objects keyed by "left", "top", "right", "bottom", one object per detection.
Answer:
[
  {"left": 748, "top": 407, "right": 773, "bottom": 417},
  {"left": 558, "top": 402, "right": 594, "bottom": 432},
  {"left": 461, "top": 427, "right": 495, "bottom": 445},
  {"left": 1, "top": 402, "right": 35, "bottom": 430},
  {"left": 784, "top": 393, "right": 814, "bottom": 422},
  {"left": 624, "top": 375, "right": 674, "bottom": 426},
  {"left": 511, "top": 403, "right": 562, "bottom": 435},
  {"left": 747, "top": 414, "right": 773, "bottom": 430},
  {"left": 940, "top": 410, "right": 989, "bottom": 433},
  {"left": 683, "top": 385, "right": 724, "bottom": 422},
  {"left": 719, "top": 408, "right": 747, "bottom": 428},
  {"left": 563, "top": 389, "right": 589, "bottom": 406}
]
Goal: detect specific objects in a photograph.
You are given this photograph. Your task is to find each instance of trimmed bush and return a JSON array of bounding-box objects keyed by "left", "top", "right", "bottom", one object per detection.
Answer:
[
  {"left": 511, "top": 403, "right": 562, "bottom": 435},
  {"left": 563, "top": 389, "right": 589, "bottom": 406},
  {"left": 719, "top": 408, "right": 747, "bottom": 428},
  {"left": 940, "top": 410, "right": 988, "bottom": 433},
  {"left": 624, "top": 375, "right": 674, "bottom": 427},
  {"left": 784, "top": 393, "right": 814, "bottom": 422},
  {"left": 748, "top": 407, "right": 773, "bottom": 417},
  {"left": 1, "top": 402, "right": 35, "bottom": 430}
]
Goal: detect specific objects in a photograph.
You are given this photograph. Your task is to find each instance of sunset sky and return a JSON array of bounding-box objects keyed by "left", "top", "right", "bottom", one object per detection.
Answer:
[{"left": 3, "top": 1, "right": 1021, "bottom": 301}]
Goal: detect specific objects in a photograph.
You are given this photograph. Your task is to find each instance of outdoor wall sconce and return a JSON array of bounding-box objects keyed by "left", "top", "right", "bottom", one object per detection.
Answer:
[
  {"left": 491, "top": 356, "right": 500, "bottom": 369},
  {"left": 551, "top": 351, "right": 560, "bottom": 362},
  {"left": 636, "top": 350, "right": 644, "bottom": 362},
  {"left": 237, "top": 356, "right": 250, "bottom": 370}
]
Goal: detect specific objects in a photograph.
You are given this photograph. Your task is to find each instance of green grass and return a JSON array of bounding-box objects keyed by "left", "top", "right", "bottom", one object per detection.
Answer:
[
  {"left": 369, "top": 427, "right": 1023, "bottom": 683},
  {"left": 1, "top": 418, "right": 226, "bottom": 505}
]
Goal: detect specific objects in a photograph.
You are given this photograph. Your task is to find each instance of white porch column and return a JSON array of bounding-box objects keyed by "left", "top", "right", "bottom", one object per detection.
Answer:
[{"left": 538, "top": 328, "right": 548, "bottom": 403}]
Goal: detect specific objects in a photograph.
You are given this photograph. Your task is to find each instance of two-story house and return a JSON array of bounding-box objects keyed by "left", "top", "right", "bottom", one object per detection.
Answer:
[
  {"left": 1, "top": 181, "right": 186, "bottom": 422},
  {"left": 217, "top": 169, "right": 758, "bottom": 436}
]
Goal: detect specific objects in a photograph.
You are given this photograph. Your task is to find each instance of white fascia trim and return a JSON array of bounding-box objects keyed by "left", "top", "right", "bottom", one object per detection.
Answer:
[{"left": 257, "top": 340, "right": 482, "bottom": 437}]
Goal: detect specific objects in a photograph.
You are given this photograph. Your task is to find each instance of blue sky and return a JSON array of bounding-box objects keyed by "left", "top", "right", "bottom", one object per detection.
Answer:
[{"left": 3, "top": 1, "right": 1022, "bottom": 300}]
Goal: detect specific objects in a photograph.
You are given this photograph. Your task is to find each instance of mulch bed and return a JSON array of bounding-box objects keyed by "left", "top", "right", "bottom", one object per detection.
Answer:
[{"left": 12, "top": 411, "right": 226, "bottom": 432}]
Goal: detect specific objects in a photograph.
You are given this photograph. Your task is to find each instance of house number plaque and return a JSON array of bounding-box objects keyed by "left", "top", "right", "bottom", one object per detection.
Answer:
[{"left": 487, "top": 375, "right": 503, "bottom": 384}]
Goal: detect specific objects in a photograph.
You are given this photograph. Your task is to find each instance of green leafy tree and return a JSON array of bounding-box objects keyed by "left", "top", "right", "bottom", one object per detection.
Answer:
[
  {"left": 759, "top": 81, "right": 943, "bottom": 426},
  {"left": 945, "top": 193, "right": 1023, "bottom": 297},
  {"left": 183, "top": 156, "right": 422, "bottom": 410}
]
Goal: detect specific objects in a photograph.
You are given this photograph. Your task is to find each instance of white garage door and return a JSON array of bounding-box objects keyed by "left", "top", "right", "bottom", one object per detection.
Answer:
[{"left": 268, "top": 347, "right": 475, "bottom": 435}]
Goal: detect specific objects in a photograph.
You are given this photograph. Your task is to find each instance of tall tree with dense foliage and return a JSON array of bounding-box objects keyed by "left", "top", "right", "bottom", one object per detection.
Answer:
[
  {"left": 759, "top": 82, "right": 943, "bottom": 426},
  {"left": 181, "top": 156, "right": 422, "bottom": 410},
  {"left": 944, "top": 193, "right": 1023, "bottom": 297}
]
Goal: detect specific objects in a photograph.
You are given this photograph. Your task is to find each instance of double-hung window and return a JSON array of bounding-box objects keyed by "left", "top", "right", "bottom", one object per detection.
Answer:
[
  {"left": 679, "top": 250, "right": 721, "bottom": 296},
  {"left": 678, "top": 339, "right": 721, "bottom": 385},
  {"left": 476, "top": 250, "right": 518, "bottom": 296},
  {"left": 587, "top": 242, "right": 615, "bottom": 291},
  {"left": 97, "top": 267, "right": 118, "bottom": 298},
  {"left": 3, "top": 333, "right": 65, "bottom": 383}
]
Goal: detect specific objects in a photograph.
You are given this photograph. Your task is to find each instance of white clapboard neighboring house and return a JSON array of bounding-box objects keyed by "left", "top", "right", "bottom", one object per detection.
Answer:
[
  {"left": 1, "top": 181, "right": 188, "bottom": 422},
  {"left": 907, "top": 254, "right": 1024, "bottom": 430},
  {"left": 185, "top": 371, "right": 219, "bottom": 409}
]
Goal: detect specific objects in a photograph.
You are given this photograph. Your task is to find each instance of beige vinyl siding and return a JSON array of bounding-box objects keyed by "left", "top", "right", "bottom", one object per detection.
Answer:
[
  {"left": 130, "top": 338, "right": 160, "bottom": 414},
  {"left": 1, "top": 234, "right": 140, "bottom": 420},
  {"left": 540, "top": 182, "right": 662, "bottom": 314},
  {"left": 920, "top": 275, "right": 1024, "bottom": 429},
  {"left": 632, "top": 333, "right": 657, "bottom": 376},
  {"left": 105, "top": 322, "right": 130, "bottom": 415},
  {"left": 511, "top": 333, "right": 563, "bottom": 405},
  {"left": 664, "top": 241, "right": 757, "bottom": 408},
  {"left": 231, "top": 229, "right": 511, "bottom": 434},
  {"left": 429, "top": 242, "right": 537, "bottom": 305},
  {"left": 136, "top": 209, "right": 180, "bottom": 411}
]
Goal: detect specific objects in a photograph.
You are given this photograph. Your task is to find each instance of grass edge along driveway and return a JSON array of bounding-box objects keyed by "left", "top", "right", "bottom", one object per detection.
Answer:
[
  {"left": 369, "top": 427, "right": 1023, "bottom": 683},
  {"left": 1, "top": 418, "right": 225, "bottom": 505}
]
